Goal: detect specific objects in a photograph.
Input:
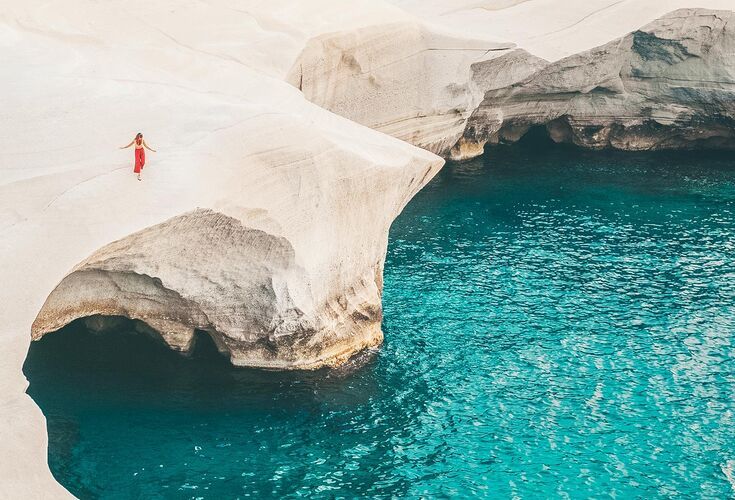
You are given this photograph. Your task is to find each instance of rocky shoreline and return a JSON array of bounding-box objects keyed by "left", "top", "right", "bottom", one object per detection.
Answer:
[
  {"left": 460, "top": 9, "right": 735, "bottom": 158},
  {"left": 292, "top": 9, "right": 735, "bottom": 162},
  {"left": 28, "top": 7, "right": 735, "bottom": 373},
  {"left": 2, "top": 1, "right": 734, "bottom": 495}
]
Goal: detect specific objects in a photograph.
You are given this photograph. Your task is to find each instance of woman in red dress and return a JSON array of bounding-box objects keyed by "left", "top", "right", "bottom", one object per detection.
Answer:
[{"left": 120, "top": 132, "right": 156, "bottom": 181}]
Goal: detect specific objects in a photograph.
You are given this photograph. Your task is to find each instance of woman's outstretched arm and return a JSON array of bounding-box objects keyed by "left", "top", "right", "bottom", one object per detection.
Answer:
[
  {"left": 142, "top": 139, "right": 156, "bottom": 152},
  {"left": 119, "top": 139, "right": 135, "bottom": 149}
]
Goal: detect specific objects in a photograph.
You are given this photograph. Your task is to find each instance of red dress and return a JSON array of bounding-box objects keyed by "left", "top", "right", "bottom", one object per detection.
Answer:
[{"left": 134, "top": 147, "right": 145, "bottom": 173}]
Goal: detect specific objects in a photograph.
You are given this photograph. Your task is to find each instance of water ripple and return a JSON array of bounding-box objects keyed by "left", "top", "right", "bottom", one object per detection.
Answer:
[{"left": 24, "top": 146, "right": 735, "bottom": 498}]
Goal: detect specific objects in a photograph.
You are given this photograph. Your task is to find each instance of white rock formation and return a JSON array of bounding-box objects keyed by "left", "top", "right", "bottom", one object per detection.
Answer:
[
  {"left": 1, "top": 1, "right": 440, "bottom": 496},
  {"left": 2, "top": 0, "right": 734, "bottom": 496},
  {"left": 291, "top": 3, "right": 735, "bottom": 160},
  {"left": 462, "top": 9, "right": 735, "bottom": 153},
  {"left": 287, "top": 23, "right": 515, "bottom": 157},
  {"left": 448, "top": 48, "right": 548, "bottom": 160},
  {"left": 388, "top": 0, "right": 735, "bottom": 62},
  {"left": 30, "top": 152, "right": 440, "bottom": 370}
]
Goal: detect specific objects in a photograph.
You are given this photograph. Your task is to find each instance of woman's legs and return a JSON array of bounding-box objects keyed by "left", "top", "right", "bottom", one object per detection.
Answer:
[{"left": 134, "top": 149, "right": 145, "bottom": 180}]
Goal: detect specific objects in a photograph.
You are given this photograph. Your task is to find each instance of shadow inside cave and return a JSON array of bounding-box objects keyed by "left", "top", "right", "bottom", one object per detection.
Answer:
[
  {"left": 23, "top": 319, "right": 383, "bottom": 497},
  {"left": 24, "top": 319, "right": 379, "bottom": 407},
  {"left": 20, "top": 141, "right": 735, "bottom": 498}
]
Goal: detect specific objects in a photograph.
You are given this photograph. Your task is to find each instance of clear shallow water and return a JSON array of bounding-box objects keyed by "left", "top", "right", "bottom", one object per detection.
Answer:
[{"left": 25, "top": 144, "right": 735, "bottom": 498}]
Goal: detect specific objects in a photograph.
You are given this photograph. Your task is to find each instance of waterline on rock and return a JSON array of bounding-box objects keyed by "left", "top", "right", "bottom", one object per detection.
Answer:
[{"left": 25, "top": 144, "right": 735, "bottom": 497}]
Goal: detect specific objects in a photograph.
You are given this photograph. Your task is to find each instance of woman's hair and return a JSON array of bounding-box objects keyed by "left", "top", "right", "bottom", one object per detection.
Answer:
[{"left": 135, "top": 132, "right": 143, "bottom": 139}]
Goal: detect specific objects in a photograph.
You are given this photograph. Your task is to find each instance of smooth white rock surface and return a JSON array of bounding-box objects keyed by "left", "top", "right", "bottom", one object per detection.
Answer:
[
  {"left": 388, "top": 0, "right": 735, "bottom": 62},
  {"left": 2, "top": 0, "right": 733, "bottom": 496},
  {"left": 0, "top": 1, "right": 440, "bottom": 496},
  {"left": 288, "top": 22, "right": 514, "bottom": 157},
  {"left": 292, "top": 1, "right": 735, "bottom": 159}
]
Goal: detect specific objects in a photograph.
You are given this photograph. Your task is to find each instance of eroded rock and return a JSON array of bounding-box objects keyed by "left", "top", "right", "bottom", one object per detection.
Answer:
[
  {"left": 31, "top": 209, "right": 390, "bottom": 369},
  {"left": 291, "top": 9, "right": 735, "bottom": 161},
  {"left": 463, "top": 9, "right": 735, "bottom": 154},
  {"left": 288, "top": 22, "right": 515, "bottom": 157}
]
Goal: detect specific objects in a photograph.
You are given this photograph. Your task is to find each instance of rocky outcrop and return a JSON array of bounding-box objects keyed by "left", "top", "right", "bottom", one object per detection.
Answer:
[
  {"left": 287, "top": 22, "right": 516, "bottom": 157},
  {"left": 32, "top": 209, "right": 391, "bottom": 369},
  {"left": 27, "top": 114, "right": 443, "bottom": 369},
  {"left": 460, "top": 9, "right": 735, "bottom": 156},
  {"left": 449, "top": 48, "right": 548, "bottom": 160},
  {"left": 20, "top": 2, "right": 446, "bottom": 372},
  {"left": 291, "top": 9, "right": 735, "bottom": 161}
]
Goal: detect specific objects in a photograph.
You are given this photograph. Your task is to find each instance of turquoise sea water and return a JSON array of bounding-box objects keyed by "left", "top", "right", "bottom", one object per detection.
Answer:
[{"left": 25, "top": 143, "right": 735, "bottom": 498}]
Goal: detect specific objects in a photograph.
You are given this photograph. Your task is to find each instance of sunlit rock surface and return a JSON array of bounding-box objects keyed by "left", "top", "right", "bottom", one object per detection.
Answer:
[
  {"left": 288, "top": 22, "right": 514, "bottom": 157},
  {"left": 293, "top": 5, "right": 734, "bottom": 160},
  {"left": 2, "top": 0, "right": 734, "bottom": 496},
  {"left": 449, "top": 48, "right": 548, "bottom": 160},
  {"left": 31, "top": 198, "right": 430, "bottom": 369},
  {"left": 463, "top": 9, "right": 735, "bottom": 154}
]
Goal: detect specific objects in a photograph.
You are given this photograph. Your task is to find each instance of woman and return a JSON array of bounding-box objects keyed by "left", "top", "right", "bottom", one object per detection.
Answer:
[{"left": 120, "top": 133, "right": 156, "bottom": 180}]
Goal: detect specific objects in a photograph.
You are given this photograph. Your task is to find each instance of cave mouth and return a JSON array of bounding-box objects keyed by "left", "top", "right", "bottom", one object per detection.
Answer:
[
  {"left": 485, "top": 118, "right": 735, "bottom": 154},
  {"left": 23, "top": 315, "right": 384, "bottom": 498},
  {"left": 22, "top": 144, "right": 735, "bottom": 498},
  {"left": 504, "top": 124, "right": 558, "bottom": 149},
  {"left": 24, "top": 316, "right": 373, "bottom": 386},
  {"left": 23, "top": 317, "right": 230, "bottom": 385}
]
